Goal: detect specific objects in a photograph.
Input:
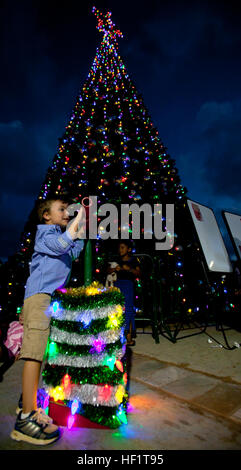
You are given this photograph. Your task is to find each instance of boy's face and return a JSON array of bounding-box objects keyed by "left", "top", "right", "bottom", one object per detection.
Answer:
[
  {"left": 118, "top": 243, "right": 131, "bottom": 257},
  {"left": 44, "top": 200, "right": 70, "bottom": 228}
]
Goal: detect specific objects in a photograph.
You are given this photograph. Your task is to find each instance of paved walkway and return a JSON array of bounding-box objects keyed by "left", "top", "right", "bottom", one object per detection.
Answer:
[
  {"left": 132, "top": 325, "right": 241, "bottom": 425},
  {"left": 131, "top": 351, "right": 241, "bottom": 425}
]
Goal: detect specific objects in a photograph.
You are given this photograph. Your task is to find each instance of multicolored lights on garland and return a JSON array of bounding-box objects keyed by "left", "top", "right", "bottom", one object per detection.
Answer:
[{"left": 42, "top": 282, "right": 128, "bottom": 429}]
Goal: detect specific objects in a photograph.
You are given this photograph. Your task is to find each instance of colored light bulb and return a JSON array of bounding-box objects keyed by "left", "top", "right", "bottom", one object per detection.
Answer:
[
  {"left": 52, "top": 301, "right": 60, "bottom": 313},
  {"left": 48, "top": 342, "right": 58, "bottom": 358},
  {"left": 71, "top": 399, "right": 79, "bottom": 415},
  {"left": 43, "top": 395, "right": 49, "bottom": 410},
  {"left": 107, "top": 313, "right": 119, "bottom": 328},
  {"left": 98, "top": 384, "right": 112, "bottom": 403},
  {"left": 115, "top": 385, "right": 125, "bottom": 403},
  {"left": 67, "top": 414, "right": 75, "bottom": 430},
  {"left": 90, "top": 338, "right": 106, "bottom": 354},
  {"left": 103, "top": 355, "right": 116, "bottom": 371},
  {"left": 115, "top": 360, "right": 124, "bottom": 372},
  {"left": 51, "top": 386, "right": 65, "bottom": 402},
  {"left": 62, "top": 374, "right": 71, "bottom": 389},
  {"left": 117, "top": 409, "right": 128, "bottom": 425}
]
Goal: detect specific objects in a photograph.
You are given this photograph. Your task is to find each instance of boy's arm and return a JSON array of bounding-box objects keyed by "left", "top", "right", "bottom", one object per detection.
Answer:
[
  {"left": 34, "top": 228, "right": 76, "bottom": 256},
  {"left": 122, "top": 259, "right": 141, "bottom": 278},
  {"left": 35, "top": 208, "right": 85, "bottom": 256},
  {"left": 66, "top": 211, "right": 85, "bottom": 259},
  {"left": 133, "top": 259, "right": 142, "bottom": 278}
]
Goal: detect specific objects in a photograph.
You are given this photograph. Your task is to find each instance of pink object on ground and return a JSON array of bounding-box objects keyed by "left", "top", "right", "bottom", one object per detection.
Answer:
[{"left": 4, "top": 321, "right": 24, "bottom": 356}]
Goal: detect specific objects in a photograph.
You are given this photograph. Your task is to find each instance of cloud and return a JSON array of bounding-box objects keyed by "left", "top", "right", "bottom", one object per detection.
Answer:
[
  {"left": 0, "top": 120, "right": 41, "bottom": 198},
  {"left": 0, "top": 120, "right": 23, "bottom": 130},
  {"left": 196, "top": 101, "right": 237, "bottom": 131},
  {"left": 174, "top": 98, "right": 241, "bottom": 215},
  {"left": 176, "top": 98, "right": 241, "bottom": 261},
  {"left": 0, "top": 191, "right": 34, "bottom": 259},
  {"left": 142, "top": 2, "right": 241, "bottom": 60},
  {"left": 195, "top": 100, "right": 241, "bottom": 197}
]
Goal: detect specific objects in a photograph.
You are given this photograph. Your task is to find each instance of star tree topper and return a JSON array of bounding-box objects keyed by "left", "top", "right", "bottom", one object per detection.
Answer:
[{"left": 92, "top": 6, "right": 123, "bottom": 46}]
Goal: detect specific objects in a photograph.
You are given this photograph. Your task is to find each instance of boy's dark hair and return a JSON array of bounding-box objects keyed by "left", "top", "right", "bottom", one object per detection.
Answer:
[
  {"left": 118, "top": 239, "right": 133, "bottom": 250},
  {"left": 36, "top": 194, "right": 70, "bottom": 224}
]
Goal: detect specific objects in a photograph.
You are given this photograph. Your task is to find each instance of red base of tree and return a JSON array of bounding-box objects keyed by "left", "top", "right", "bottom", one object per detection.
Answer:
[{"left": 49, "top": 399, "right": 111, "bottom": 429}]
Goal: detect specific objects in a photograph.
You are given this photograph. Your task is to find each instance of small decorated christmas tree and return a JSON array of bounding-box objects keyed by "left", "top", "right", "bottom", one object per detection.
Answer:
[{"left": 42, "top": 282, "right": 128, "bottom": 429}]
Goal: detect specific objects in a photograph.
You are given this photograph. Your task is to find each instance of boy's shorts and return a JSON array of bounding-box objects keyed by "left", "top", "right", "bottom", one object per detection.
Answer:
[{"left": 19, "top": 293, "right": 51, "bottom": 362}]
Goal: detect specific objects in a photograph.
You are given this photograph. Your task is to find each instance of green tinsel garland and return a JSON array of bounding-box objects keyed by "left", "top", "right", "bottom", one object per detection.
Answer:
[
  {"left": 51, "top": 315, "right": 125, "bottom": 335},
  {"left": 42, "top": 363, "right": 126, "bottom": 387},
  {"left": 50, "top": 339, "right": 123, "bottom": 357},
  {"left": 51, "top": 289, "right": 125, "bottom": 310},
  {"left": 59, "top": 394, "right": 129, "bottom": 429},
  {"left": 77, "top": 394, "right": 129, "bottom": 429}
]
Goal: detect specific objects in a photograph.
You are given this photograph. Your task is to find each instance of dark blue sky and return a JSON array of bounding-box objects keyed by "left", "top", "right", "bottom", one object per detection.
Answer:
[{"left": 1, "top": 0, "right": 241, "bottom": 262}]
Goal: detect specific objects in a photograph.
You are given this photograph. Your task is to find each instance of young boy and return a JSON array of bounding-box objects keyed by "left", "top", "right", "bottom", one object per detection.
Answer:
[
  {"left": 10, "top": 196, "right": 85, "bottom": 445},
  {"left": 108, "top": 241, "right": 141, "bottom": 346}
]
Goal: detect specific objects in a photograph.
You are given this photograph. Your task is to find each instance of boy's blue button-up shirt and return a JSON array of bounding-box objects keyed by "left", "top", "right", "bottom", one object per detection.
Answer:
[{"left": 24, "top": 224, "right": 84, "bottom": 300}]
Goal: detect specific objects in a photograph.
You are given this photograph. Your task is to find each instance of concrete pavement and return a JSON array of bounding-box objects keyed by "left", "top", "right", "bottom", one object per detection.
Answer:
[{"left": 132, "top": 325, "right": 241, "bottom": 425}]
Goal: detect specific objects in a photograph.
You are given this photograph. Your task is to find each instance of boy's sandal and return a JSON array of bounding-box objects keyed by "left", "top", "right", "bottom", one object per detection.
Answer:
[{"left": 10, "top": 409, "right": 60, "bottom": 445}]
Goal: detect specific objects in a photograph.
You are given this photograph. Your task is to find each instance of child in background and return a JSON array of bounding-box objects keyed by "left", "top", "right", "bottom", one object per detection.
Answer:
[
  {"left": 108, "top": 240, "right": 141, "bottom": 346},
  {"left": 10, "top": 196, "right": 85, "bottom": 445}
]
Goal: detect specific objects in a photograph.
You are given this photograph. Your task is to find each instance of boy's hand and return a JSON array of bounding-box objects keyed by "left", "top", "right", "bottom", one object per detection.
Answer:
[
  {"left": 122, "top": 264, "right": 131, "bottom": 271},
  {"left": 76, "top": 225, "right": 85, "bottom": 239},
  {"left": 67, "top": 207, "right": 86, "bottom": 240}
]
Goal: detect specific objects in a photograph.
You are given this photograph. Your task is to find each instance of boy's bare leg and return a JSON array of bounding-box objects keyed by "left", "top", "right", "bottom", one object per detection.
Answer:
[
  {"left": 127, "top": 323, "right": 134, "bottom": 344},
  {"left": 22, "top": 360, "right": 41, "bottom": 413}
]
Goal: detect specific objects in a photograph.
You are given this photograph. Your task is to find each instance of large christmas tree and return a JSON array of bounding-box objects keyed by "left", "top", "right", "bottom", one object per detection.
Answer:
[{"left": 1, "top": 6, "right": 234, "bottom": 342}]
